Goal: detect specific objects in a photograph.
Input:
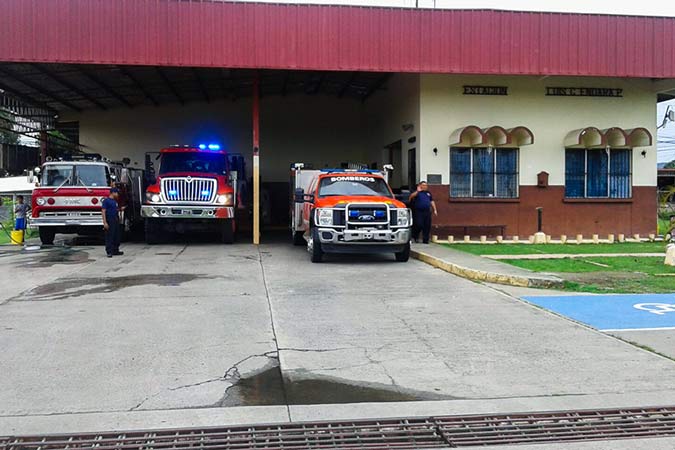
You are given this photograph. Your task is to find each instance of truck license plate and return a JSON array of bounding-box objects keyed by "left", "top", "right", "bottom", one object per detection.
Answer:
[{"left": 364, "top": 233, "right": 373, "bottom": 239}]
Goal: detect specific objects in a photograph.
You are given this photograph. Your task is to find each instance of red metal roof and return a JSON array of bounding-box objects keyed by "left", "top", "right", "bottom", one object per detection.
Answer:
[{"left": 1, "top": 0, "right": 675, "bottom": 78}]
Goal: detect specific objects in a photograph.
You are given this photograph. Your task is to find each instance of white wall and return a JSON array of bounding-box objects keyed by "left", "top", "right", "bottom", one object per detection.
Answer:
[
  {"left": 418, "top": 75, "right": 658, "bottom": 187},
  {"left": 67, "top": 94, "right": 377, "bottom": 183}
]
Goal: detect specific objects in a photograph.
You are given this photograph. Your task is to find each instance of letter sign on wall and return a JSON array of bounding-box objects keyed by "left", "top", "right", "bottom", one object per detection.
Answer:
[
  {"left": 545, "top": 87, "right": 623, "bottom": 97},
  {"left": 463, "top": 86, "right": 508, "bottom": 96}
]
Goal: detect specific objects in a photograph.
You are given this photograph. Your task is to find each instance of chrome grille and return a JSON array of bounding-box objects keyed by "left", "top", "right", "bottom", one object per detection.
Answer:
[{"left": 161, "top": 177, "right": 217, "bottom": 204}]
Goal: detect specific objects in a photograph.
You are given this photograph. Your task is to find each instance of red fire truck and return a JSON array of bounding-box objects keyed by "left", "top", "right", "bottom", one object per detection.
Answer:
[
  {"left": 141, "top": 145, "right": 245, "bottom": 244},
  {"left": 30, "top": 155, "right": 144, "bottom": 245}
]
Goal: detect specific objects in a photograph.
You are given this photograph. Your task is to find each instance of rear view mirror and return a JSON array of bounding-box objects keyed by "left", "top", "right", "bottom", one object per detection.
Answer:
[{"left": 294, "top": 188, "right": 305, "bottom": 203}]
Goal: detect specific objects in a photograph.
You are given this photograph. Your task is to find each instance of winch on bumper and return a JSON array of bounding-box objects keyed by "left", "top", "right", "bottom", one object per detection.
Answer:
[{"left": 140, "top": 205, "right": 234, "bottom": 219}]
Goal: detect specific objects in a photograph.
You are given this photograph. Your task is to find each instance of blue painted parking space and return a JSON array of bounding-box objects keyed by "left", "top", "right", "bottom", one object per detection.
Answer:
[{"left": 522, "top": 293, "right": 675, "bottom": 331}]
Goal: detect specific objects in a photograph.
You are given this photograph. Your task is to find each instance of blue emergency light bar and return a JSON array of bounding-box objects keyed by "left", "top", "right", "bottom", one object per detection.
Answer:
[{"left": 198, "top": 143, "right": 221, "bottom": 151}]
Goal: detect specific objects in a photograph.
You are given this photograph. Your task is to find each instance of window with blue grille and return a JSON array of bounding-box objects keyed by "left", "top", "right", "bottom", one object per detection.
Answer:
[
  {"left": 564, "top": 148, "right": 632, "bottom": 198},
  {"left": 450, "top": 148, "right": 519, "bottom": 198}
]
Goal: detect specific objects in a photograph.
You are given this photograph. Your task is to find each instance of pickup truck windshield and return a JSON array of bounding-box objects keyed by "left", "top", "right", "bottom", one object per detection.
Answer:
[
  {"left": 159, "top": 152, "right": 228, "bottom": 175},
  {"left": 318, "top": 176, "right": 392, "bottom": 198}
]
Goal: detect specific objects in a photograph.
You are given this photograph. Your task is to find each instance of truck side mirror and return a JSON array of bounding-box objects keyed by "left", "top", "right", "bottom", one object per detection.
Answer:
[{"left": 294, "top": 188, "right": 305, "bottom": 203}]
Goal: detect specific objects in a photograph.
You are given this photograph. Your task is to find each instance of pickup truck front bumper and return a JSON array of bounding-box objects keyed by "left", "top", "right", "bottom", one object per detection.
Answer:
[
  {"left": 317, "top": 227, "right": 410, "bottom": 244},
  {"left": 141, "top": 205, "right": 234, "bottom": 219}
]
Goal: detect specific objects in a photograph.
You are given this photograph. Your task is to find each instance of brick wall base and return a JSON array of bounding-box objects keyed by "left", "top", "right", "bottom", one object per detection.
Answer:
[{"left": 427, "top": 185, "right": 657, "bottom": 238}]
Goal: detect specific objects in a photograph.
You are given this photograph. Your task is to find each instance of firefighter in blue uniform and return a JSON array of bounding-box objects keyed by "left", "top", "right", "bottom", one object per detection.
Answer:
[{"left": 409, "top": 181, "right": 437, "bottom": 244}]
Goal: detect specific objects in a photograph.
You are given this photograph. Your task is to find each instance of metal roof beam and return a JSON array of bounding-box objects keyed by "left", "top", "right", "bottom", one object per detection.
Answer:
[
  {"left": 338, "top": 72, "right": 357, "bottom": 98},
  {"left": 77, "top": 67, "right": 133, "bottom": 108},
  {"left": 307, "top": 72, "right": 325, "bottom": 95},
  {"left": 361, "top": 73, "right": 392, "bottom": 103},
  {"left": 281, "top": 72, "right": 290, "bottom": 96},
  {"left": 117, "top": 66, "right": 159, "bottom": 107},
  {"left": 0, "top": 66, "right": 82, "bottom": 112},
  {"left": 30, "top": 64, "right": 108, "bottom": 111},
  {"left": 157, "top": 68, "right": 184, "bottom": 105},
  {"left": 192, "top": 68, "right": 210, "bottom": 103},
  {"left": 31, "top": 64, "right": 108, "bottom": 110},
  {"left": 0, "top": 80, "right": 58, "bottom": 114}
]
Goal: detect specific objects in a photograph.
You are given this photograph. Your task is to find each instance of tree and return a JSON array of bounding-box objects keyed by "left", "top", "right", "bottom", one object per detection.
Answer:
[
  {"left": 665, "top": 160, "right": 675, "bottom": 169},
  {"left": 0, "top": 111, "right": 20, "bottom": 145}
]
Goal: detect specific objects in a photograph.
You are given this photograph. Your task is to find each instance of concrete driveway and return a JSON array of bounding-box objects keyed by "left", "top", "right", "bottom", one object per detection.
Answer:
[{"left": 2, "top": 238, "right": 675, "bottom": 434}]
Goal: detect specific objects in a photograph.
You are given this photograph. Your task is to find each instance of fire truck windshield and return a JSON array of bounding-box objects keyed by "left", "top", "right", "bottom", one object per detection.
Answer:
[
  {"left": 318, "top": 176, "right": 392, "bottom": 198},
  {"left": 159, "top": 152, "right": 228, "bottom": 175},
  {"left": 42, "top": 164, "right": 109, "bottom": 187}
]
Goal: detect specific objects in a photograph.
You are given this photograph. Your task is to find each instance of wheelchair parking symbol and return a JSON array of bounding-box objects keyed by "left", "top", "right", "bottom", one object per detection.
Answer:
[
  {"left": 634, "top": 303, "right": 675, "bottom": 316},
  {"left": 524, "top": 294, "right": 675, "bottom": 331}
]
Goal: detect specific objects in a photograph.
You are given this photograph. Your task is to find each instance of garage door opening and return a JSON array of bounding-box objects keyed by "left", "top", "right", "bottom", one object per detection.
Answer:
[{"left": 0, "top": 63, "right": 420, "bottom": 242}]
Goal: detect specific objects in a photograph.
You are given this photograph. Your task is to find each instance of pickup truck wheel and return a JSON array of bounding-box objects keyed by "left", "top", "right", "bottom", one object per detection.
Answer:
[
  {"left": 38, "top": 227, "right": 55, "bottom": 245},
  {"left": 220, "top": 219, "right": 235, "bottom": 244},
  {"left": 144, "top": 219, "right": 161, "bottom": 245},
  {"left": 395, "top": 242, "right": 410, "bottom": 262},
  {"left": 292, "top": 231, "right": 305, "bottom": 246},
  {"left": 309, "top": 228, "right": 323, "bottom": 263}
]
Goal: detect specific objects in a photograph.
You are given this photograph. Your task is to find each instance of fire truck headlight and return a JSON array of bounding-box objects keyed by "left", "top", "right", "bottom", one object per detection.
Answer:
[
  {"left": 36, "top": 197, "right": 46, "bottom": 206},
  {"left": 396, "top": 208, "right": 411, "bottom": 226},
  {"left": 146, "top": 192, "right": 161, "bottom": 203},
  {"left": 216, "top": 194, "right": 233, "bottom": 205},
  {"left": 317, "top": 208, "right": 333, "bottom": 226}
]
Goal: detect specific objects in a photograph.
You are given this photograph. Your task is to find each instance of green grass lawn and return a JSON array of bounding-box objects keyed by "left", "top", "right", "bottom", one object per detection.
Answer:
[
  {"left": 502, "top": 256, "right": 675, "bottom": 294},
  {"left": 445, "top": 241, "right": 667, "bottom": 256},
  {"left": 0, "top": 224, "right": 35, "bottom": 245}
]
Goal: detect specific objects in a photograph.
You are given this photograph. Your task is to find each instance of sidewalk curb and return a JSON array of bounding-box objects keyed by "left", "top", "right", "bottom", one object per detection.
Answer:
[{"left": 410, "top": 248, "right": 564, "bottom": 289}]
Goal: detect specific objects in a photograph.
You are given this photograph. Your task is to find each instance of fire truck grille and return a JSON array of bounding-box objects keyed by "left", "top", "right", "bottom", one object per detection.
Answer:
[
  {"left": 3, "top": 406, "right": 675, "bottom": 449},
  {"left": 161, "top": 177, "right": 217, "bottom": 204}
]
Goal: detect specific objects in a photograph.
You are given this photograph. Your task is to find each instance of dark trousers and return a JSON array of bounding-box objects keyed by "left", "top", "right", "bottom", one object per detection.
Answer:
[
  {"left": 105, "top": 221, "right": 120, "bottom": 255},
  {"left": 412, "top": 209, "right": 432, "bottom": 243}
]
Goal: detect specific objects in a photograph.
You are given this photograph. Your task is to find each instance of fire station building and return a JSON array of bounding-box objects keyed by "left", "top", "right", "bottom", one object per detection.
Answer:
[{"left": 2, "top": 1, "right": 675, "bottom": 240}]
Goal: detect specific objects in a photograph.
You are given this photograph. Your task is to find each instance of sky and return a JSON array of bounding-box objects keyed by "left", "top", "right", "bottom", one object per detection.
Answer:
[{"left": 658, "top": 100, "right": 675, "bottom": 165}]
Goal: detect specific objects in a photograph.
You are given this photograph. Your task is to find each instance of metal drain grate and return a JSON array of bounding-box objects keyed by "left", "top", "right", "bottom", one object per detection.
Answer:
[
  {"left": 436, "top": 406, "right": 675, "bottom": 447},
  {"left": 2, "top": 406, "right": 675, "bottom": 449}
]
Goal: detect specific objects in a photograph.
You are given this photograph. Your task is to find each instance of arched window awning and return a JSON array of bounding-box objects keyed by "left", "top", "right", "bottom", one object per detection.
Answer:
[
  {"left": 450, "top": 125, "right": 534, "bottom": 147},
  {"left": 564, "top": 127, "right": 653, "bottom": 148},
  {"left": 564, "top": 127, "right": 604, "bottom": 148}
]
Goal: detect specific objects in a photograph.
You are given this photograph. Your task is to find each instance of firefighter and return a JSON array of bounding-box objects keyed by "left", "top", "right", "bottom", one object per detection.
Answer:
[
  {"left": 102, "top": 187, "right": 123, "bottom": 257},
  {"left": 409, "top": 181, "right": 437, "bottom": 244}
]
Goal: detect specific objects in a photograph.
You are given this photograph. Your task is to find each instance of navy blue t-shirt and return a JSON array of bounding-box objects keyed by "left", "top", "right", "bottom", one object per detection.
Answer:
[
  {"left": 102, "top": 197, "right": 119, "bottom": 223},
  {"left": 413, "top": 191, "right": 433, "bottom": 211}
]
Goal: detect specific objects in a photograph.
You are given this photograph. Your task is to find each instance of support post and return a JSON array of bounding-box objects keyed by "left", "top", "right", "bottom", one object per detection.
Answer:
[
  {"left": 252, "top": 76, "right": 260, "bottom": 245},
  {"left": 39, "top": 130, "right": 48, "bottom": 164}
]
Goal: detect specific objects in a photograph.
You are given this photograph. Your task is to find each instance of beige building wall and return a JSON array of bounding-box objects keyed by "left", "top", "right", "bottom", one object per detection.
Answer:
[
  {"left": 68, "top": 94, "right": 377, "bottom": 183},
  {"left": 418, "top": 74, "right": 657, "bottom": 188}
]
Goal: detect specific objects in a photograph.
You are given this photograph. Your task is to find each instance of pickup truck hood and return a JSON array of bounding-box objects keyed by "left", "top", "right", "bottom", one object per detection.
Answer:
[{"left": 314, "top": 195, "right": 406, "bottom": 209}]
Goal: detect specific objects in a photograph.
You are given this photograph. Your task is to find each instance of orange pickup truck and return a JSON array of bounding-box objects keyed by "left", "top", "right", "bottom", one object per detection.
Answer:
[{"left": 290, "top": 164, "right": 412, "bottom": 263}]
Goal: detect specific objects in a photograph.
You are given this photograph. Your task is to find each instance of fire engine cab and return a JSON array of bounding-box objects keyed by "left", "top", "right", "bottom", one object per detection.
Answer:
[
  {"left": 141, "top": 145, "right": 244, "bottom": 244},
  {"left": 291, "top": 164, "right": 412, "bottom": 263},
  {"left": 29, "top": 155, "right": 144, "bottom": 245}
]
